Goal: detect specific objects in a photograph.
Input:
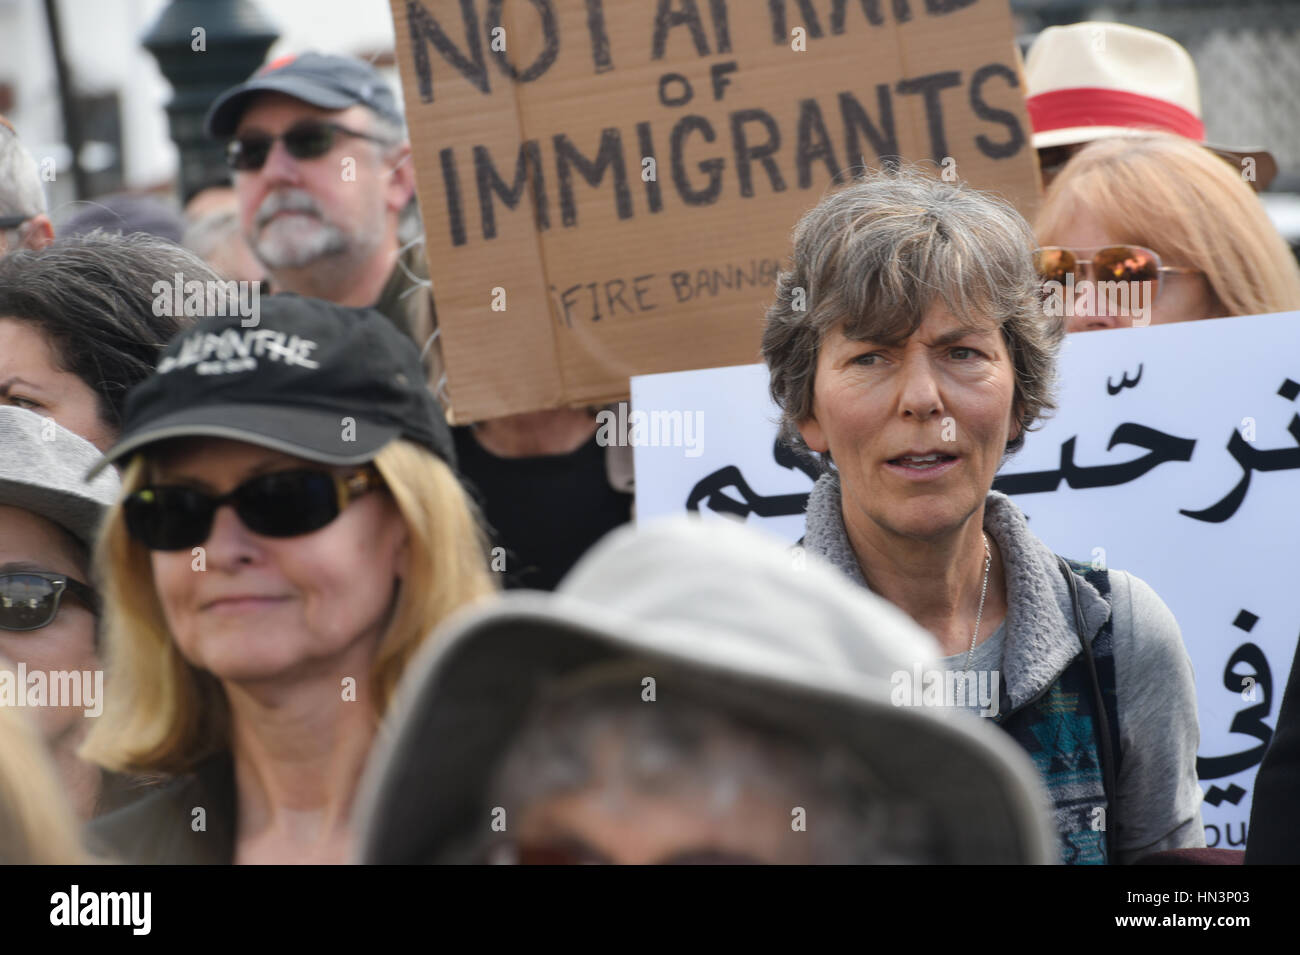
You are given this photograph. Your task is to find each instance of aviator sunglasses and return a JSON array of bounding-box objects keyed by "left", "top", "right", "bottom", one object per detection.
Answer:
[
  {"left": 225, "top": 120, "right": 393, "bottom": 171},
  {"left": 1033, "top": 245, "right": 1201, "bottom": 300},
  {"left": 0, "top": 572, "right": 99, "bottom": 632},
  {"left": 124, "top": 467, "right": 384, "bottom": 551}
]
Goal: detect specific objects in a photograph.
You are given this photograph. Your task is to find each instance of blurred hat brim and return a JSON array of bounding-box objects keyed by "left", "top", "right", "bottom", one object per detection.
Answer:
[
  {"left": 1034, "top": 127, "right": 1278, "bottom": 190},
  {"left": 353, "top": 592, "right": 1059, "bottom": 866}
]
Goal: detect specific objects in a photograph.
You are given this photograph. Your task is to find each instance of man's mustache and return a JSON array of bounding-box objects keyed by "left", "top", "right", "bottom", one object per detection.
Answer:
[{"left": 255, "top": 191, "right": 325, "bottom": 228}]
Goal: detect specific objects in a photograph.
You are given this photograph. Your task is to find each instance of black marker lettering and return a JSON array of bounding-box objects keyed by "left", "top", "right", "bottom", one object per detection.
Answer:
[
  {"left": 795, "top": 98, "right": 838, "bottom": 188},
  {"left": 485, "top": 0, "right": 559, "bottom": 83},
  {"left": 970, "top": 63, "right": 1026, "bottom": 160},
  {"left": 730, "top": 108, "right": 786, "bottom": 197},
  {"left": 652, "top": 0, "right": 711, "bottom": 59},
  {"left": 896, "top": 71, "right": 961, "bottom": 161},
  {"left": 670, "top": 115, "right": 724, "bottom": 205},
  {"left": 474, "top": 141, "right": 548, "bottom": 240},
  {"left": 583, "top": 0, "right": 614, "bottom": 73},
  {"left": 554, "top": 129, "right": 633, "bottom": 227},
  {"left": 407, "top": 0, "right": 489, "bottom": 103},
  {"left": 839, "top": 87, "right": 898, "bottom": 167}
]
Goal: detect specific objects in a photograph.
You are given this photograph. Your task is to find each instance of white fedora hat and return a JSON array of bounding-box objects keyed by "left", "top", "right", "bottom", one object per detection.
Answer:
[{"left": 1025, "top": 22, "right": 1277, "bottom": 189}]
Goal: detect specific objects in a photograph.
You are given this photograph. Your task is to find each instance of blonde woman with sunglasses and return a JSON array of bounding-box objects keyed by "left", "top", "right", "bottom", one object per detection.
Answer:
[
  {"left": 82, "top": 296, "right": 494, "bottom": 865},
  {"left": 1034, "top": 130, "right": 1300, "bottom": 332}
]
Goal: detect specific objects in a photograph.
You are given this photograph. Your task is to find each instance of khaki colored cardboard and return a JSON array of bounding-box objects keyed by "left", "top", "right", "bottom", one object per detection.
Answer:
[{"left": 390, "top": 0, "right": 1042, "bottom": 422}]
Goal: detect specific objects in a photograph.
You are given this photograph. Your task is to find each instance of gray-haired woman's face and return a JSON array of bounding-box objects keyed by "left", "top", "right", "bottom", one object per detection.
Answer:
[{"left": 797, "top": 303, "right": 1020, "bottom": 542}]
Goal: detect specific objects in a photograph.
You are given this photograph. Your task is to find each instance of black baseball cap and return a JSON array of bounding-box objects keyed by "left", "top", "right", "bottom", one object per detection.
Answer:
[
  {"left": 206, "top": 51, "right": 404, "bottom": 139},
  {"left": 88, "top": 294, "right": 454, "bottom": 478}
]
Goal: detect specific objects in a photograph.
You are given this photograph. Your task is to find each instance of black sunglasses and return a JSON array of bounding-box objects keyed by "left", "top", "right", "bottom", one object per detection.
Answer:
[
  {"left": 0, "top": 213, "right": 31, "bottom": 231},
  {"left": 124, "top": 468, "right": 383, "bottom": 551},
  {"left": 226, "top": 120, "right": 393, "bottom": 171},
  {"left": 0, "top": 572, "right": 99, "bottom": 632}
]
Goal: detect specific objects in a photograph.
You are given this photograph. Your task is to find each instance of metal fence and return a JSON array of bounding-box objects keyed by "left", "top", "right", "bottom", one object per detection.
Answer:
[{"left": 1016, "top": 0, "right": 1300, "bottom": 189}]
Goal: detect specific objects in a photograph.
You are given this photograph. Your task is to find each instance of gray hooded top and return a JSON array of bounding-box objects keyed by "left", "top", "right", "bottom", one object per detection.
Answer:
[{"left": 803, "top": 471, "right": 1206, "bottom": 863}]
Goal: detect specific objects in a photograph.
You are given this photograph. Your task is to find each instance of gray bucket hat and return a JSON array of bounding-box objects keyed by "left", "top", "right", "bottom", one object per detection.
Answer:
[
  {"left": 354, "top": 517, "right": 1058, "bottom": 865},
  {"left": 0, "top": 407, "right": 120, "bottom": 550}
]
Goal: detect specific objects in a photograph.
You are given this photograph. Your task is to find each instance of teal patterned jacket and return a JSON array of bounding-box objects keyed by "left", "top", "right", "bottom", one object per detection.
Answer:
[{"left": 802, "top": 473, "right": 1155, "bottom": 865}]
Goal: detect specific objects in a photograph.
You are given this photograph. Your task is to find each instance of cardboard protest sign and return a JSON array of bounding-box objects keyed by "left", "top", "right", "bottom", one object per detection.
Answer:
[
  {"left": 389, "top": 0, "right": 1040, "bottom": 421},
  {"left": 632, "top": 311, "right": 1300, "bottom": 848}
]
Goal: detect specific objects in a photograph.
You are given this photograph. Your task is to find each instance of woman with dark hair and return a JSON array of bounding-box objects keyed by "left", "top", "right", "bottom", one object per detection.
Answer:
[
  {"left": 762, "top": 166, "right": 1204, "bottom": 864},
  {"left": 0, "top": 231, "right": 223, "bottom": 450}
]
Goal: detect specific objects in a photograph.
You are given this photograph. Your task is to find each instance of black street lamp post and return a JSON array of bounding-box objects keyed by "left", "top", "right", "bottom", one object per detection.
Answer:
[{"left": 142, "top": 0, "right": 279, "bottom": 203}]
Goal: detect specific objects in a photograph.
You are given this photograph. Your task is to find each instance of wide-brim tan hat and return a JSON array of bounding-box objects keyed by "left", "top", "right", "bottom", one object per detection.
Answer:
[
  {"left": 353, "top": 517, "right": 1059, "bottom": 865},
  {"left": 1025, "top": 22, "right": 1277, "bottom": 189}
]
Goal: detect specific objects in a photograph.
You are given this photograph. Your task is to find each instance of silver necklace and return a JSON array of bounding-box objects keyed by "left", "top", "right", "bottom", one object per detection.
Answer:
[{"left": 964, "top": 532, "right": 992, "bottom": 673}]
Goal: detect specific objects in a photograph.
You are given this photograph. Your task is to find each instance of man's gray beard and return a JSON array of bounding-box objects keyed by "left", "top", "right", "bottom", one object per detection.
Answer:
[{"left": 253, "top": 215, "right": 351, "bottom": 270}]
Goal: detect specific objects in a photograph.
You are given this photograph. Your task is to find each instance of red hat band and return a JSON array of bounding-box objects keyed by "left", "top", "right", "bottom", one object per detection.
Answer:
[{"left": 1026, "top": 87, "right": 1206, "bottom": 141}]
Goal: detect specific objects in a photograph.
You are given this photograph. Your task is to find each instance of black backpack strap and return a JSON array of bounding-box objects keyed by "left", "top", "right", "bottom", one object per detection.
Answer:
[{"left": 1057, "top": 555, "right": 1121, "bottom": 864}]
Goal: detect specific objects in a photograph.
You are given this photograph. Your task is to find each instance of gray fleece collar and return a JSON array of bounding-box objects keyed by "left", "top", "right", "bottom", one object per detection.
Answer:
[{"left": 803, "top": 472, "right": 1110, "bottom": 711}]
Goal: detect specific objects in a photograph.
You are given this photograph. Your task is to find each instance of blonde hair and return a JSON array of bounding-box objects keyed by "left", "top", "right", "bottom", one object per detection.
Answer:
[
  {"left": 1035, "top": 132, "right": 1300, "bottom": 319},
  {"left": 80, "top": 439, "right": 495, "bottom": 775},
  {"left": 0, "top": 703, "right": 89, "bottom": 863}
]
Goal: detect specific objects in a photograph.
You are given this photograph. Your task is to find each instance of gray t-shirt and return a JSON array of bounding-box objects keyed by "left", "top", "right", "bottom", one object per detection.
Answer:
[
  {"left": 942, "top": 570, "right": 1204, "bottom": 862},
  {"left": 940, "top": 620, "right": 1006, "bottom": 704}
]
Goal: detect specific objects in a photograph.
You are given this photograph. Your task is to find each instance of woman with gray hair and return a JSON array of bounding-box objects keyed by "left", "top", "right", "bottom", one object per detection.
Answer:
[{"left": 762, "top": 166, "right": 1204, "bottom": 864}]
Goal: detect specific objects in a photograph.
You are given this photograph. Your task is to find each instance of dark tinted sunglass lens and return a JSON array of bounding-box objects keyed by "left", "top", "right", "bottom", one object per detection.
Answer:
[
  {"left": 125, "top": 487, "right": 214, "bottom": 550},
  {"left": 0, "top": 574, "right": 60, "bottom": 630},
  {"left": 1033, "top": 248, "right": 1075, "bottom": 284},
  {"left": 283, "top": 123, "right": 336, "bottom": 160},
  {"left": 235, "top": 471, "right": 339, "bottom": 538},
  {"left": 228, "top": 136, "right": 271, "bottom": 171},
  {"left": 1096, "top": 246, "right": 1159, "bottom": 283}
]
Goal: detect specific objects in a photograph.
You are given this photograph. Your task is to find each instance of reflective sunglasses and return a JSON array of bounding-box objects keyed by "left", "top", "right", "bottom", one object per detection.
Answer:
[
  {"left": 225, "top": 120, "right": 393, "bottom": 171},
  {"left": 1033, "top": 245, "right": 1201, "bottom": 299},
  {"left": 0, "top": 572, "right": 99, "bottom": 632},
  {"left": 124, "top": 467, "right": 383, "bottom": 551}
]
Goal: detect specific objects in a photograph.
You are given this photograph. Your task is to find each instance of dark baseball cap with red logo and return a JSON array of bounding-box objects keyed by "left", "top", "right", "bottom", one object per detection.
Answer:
[
  {"left": 205, "top": 51, "right": 404, "bottom": 138},
  {"left": 88, "top": 294, "right": 453, "bottom": 478}
]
